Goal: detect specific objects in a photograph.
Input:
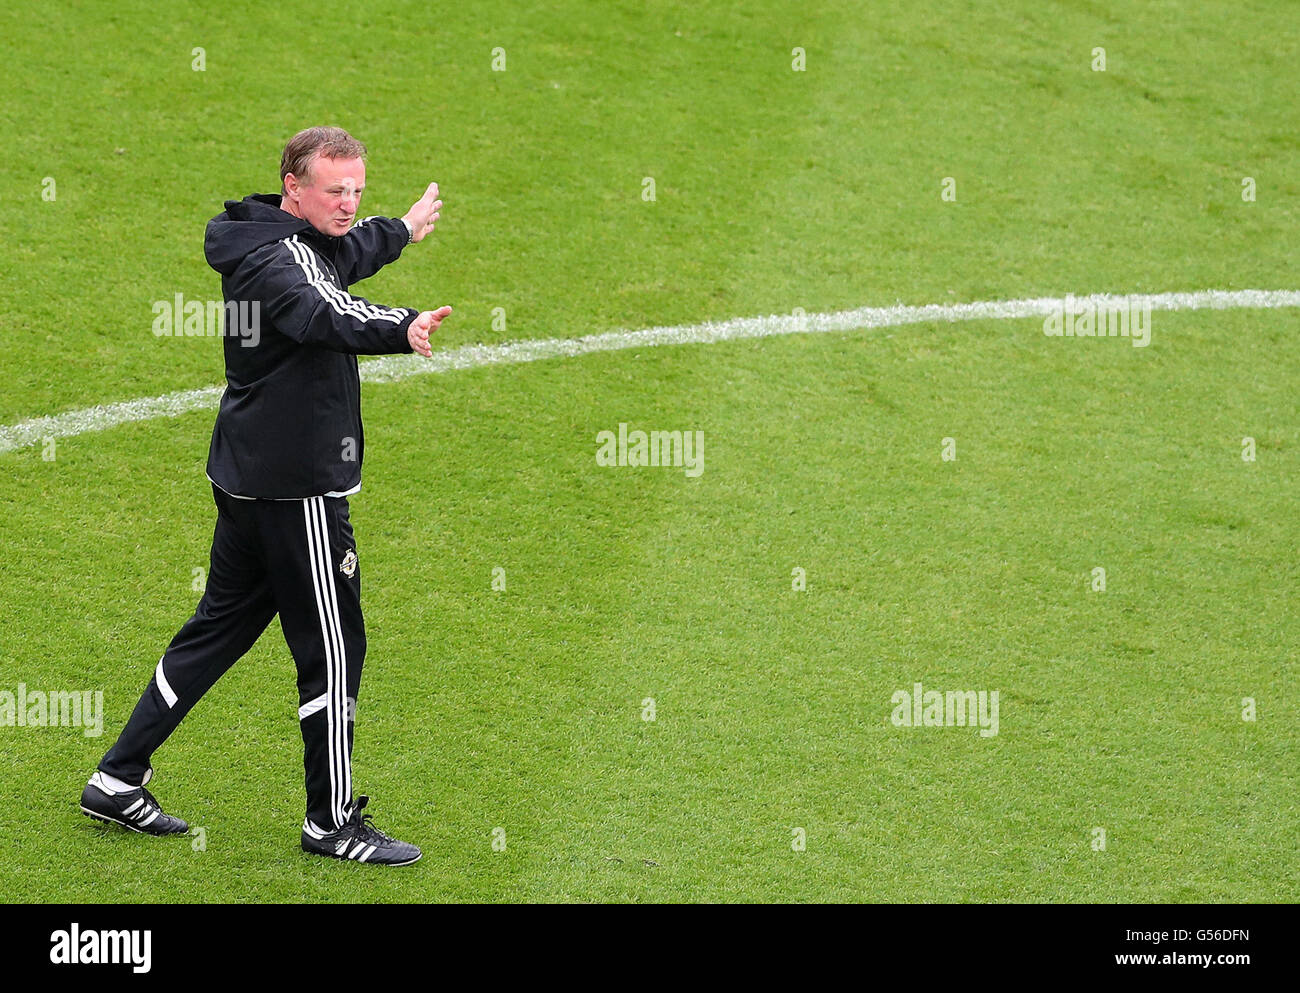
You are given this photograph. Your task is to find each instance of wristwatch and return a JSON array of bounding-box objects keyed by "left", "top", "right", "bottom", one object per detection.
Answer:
[{"left": 400, "top": 218, "right": 414, "bottom": 244}]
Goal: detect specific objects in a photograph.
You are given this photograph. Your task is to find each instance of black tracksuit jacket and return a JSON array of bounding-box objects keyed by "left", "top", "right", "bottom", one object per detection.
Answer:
[{"left": 202, "top": 193, "right": 417, "bottom": 499}]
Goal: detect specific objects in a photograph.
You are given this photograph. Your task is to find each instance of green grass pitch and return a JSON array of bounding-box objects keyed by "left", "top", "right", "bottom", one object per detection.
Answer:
[{"left": 0, "top": 0, "right": 1296, "bottom": 902}]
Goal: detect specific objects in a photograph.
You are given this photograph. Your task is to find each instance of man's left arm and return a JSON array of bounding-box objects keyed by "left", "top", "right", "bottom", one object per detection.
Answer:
[{"left": 335, "top": 181, "right": 443, "bottom": 284}]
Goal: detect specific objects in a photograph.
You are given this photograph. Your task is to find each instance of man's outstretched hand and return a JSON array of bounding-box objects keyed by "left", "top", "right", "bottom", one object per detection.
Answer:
[
  {"left": 403, "top": 182, "right": 442, "bottom": 243},
  {"left": 407, "top": 306, "right": 453, "bottom": 357}
]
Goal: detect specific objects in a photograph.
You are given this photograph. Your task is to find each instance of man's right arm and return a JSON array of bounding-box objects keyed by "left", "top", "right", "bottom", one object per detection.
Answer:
[{"left": 249, "top": 241, "right": 418, "bottom": 355}]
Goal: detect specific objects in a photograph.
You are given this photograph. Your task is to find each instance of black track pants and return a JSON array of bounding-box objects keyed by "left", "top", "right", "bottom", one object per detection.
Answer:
[{"left": 99, "top": 484, "right": 366, "bottom": 832}]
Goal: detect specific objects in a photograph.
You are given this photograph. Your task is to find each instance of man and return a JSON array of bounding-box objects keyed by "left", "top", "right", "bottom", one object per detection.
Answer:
[{"left": 79, "top": 126, "right": 451, "bottom": 866}]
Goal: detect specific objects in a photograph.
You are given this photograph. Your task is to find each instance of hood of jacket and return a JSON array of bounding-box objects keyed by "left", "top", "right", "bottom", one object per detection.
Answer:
[{"left": 204, "top": 193, "right": 315, "bottom": 276}]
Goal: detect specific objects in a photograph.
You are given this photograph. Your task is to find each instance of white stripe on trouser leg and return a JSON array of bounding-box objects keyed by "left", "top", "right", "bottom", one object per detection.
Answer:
[
  {"left": 312, "top": 497, "right": 350, "bottom": 828},
  {"left": 311, "top": 497, "right": 352, "bottom": 826},
  {"left": 303, "top": 499, "right": 344, "bottom": 829},
  {"left": 305, "top": 498, "right": 347, "bottom": 828},
  {"left": 304, "top": 497, "right": 350, "bottom": 828},
  {"left": 155, "top": 656, "right": 178, "bottom": 708},
  {"left": 298, "top": 693, "right": 328, "bottom": 720},
  {"left": 302, "top": 500, "right": 335, "bottom": 825}
]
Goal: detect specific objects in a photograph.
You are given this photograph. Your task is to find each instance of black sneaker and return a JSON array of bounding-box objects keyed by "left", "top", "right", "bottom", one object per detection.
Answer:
[
  {"left": 80, "top": 772, "right": 188, "bottom": 836},
  {"left": 301, "top": 795, "right": 421, "bottom": 866}
]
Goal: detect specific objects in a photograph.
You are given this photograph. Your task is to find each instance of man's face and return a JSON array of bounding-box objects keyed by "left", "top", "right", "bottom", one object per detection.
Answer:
[{"left": 286, "top": 155, "right": 365, "bottom": 237}]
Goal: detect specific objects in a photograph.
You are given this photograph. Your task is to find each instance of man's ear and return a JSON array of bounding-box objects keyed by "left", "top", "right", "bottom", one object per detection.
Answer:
[{"left": 284, "top": 173, "right": 302, "bottom": 202}]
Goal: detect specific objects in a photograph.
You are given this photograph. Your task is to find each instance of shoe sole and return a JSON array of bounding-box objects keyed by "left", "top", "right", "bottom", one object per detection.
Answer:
[
  {"left": 302, "top": 845, "right": 422, "bottom": 867},
  {"left": 80, "top": 805, "right": 186, "bottom": 836}
]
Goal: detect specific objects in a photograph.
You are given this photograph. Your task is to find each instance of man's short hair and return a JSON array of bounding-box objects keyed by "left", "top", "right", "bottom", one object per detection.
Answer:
[{"left": 280, "top": 127, "right": 367, "bottom": 195}]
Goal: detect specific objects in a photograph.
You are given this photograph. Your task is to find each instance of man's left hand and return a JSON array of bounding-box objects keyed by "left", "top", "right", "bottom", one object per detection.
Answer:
[{"left": 402, "top": 182, "right": 442, "bottom": 243}]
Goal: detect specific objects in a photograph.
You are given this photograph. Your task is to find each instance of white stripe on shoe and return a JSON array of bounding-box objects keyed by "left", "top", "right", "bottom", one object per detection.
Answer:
[
  {"left": 123, "top": 798, "right": 144, "bottom": 815},
  {"left": 358, "top": 845, "right": 376, "bottom": 863},
  {"left": 92, "top": 771, "right": 145, "bottom": 794}
]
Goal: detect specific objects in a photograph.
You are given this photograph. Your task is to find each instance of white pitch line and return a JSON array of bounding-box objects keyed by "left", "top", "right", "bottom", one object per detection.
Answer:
[{"left": 2, "top": 288, "right": 1298, "bottom": 455}]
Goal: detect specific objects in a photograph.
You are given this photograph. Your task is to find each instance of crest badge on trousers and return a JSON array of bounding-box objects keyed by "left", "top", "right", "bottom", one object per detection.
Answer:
[{"left": 339, "top": 549, "right": 358, "bottom": 578}]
